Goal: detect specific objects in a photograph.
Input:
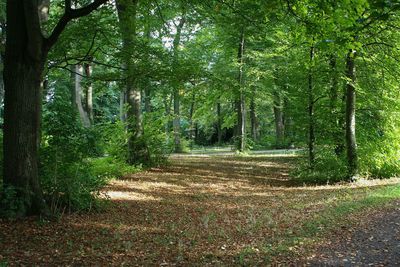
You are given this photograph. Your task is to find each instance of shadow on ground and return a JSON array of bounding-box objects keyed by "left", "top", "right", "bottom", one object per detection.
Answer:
[{"left": 0, "top": 153, "right": 398, "bottom": 266}]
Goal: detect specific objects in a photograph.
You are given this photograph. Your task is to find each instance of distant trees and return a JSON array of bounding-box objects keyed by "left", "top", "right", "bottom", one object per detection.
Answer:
[{"left": 1, "top": 0, "right": 400, "bottom": 217}]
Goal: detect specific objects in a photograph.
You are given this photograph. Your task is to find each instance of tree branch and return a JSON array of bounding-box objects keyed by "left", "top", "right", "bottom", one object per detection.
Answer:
[{"left": 44, "top": 0, "right": 108, "bottom": 51}]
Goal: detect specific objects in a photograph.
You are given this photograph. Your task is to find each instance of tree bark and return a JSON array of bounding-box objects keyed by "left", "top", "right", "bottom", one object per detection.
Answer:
[
  {"left": 236, "top": 28, "right": 246, "bottom": 152},
  {"left": 250, "top": 87, "right": 258, "bottom": 141},
  {"left": 188, "top": 91, "right": 196, "bottom": 147},
  {"left": 329, "top": 55, "right": 345, "bottom": 156},
  {"left": 172, "top": 16, "right": 186, "bottom": 153},
  {"left": 143, "top": 13, "right": 152, "bottom": 113},
  {"left": 308, "top": 45, "right": 315, "bottom": 168},
  {"left": 119, "top": 90, "right": 126, "bottom": 122},
  {"left": 71, "top": 64, "right": 90, "bottom": 127},
  {"left": 345, "top": 50, "right": 358, "bottom": 178},
  {"left": 217, "top": 102, "right": 222, "bottom": 145},
  {"left": 2, "top": 0, "right": 49, "bottom": 216},
  {"left": 84, "top": 62, "right": 94, "bottom": 124},
  {"left": 273, "top": 72, "right": 285, "bottom": 147},
  {"left": 116, "top": 0, "right": 148, "bottom": 164},
  {"left": 0, "top": 53, "right": 4, "bottom": 108},
  {"left": 2, "top": 0, "right": 106, "bottom": 216},
  {"left": 164, "top": 94, "right": 172, "bottom": 144}
]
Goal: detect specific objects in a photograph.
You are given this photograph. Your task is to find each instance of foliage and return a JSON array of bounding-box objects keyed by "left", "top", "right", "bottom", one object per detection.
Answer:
[
  {"left": 293, "top": 148, "right": 348, "bottom": 184},
  {"left": 40, "top": 85, "right": 107, "bottom": 213},
  {"left": 90, "top": 156, "right": 140, "bottom": 180},
  {"left": 0, "top": 185, "right": 24, "bottom": 218}
]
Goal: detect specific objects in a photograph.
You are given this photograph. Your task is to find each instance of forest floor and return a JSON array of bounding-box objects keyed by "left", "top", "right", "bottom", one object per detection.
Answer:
[{"left": 0, "top": 151, "right": 399, "bottom": 266}]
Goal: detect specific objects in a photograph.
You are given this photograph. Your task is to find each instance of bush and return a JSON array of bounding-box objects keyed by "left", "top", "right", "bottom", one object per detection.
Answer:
[
  {"left": 359, "top": 134, "right": 400, "bottom": 178},
  {"left": 98, "top": 110, "right": 172, "bottom": 167},
  {"left": 292, "top": 147, "right": 348, "bottom": 184},
  {"left": 90, "top": 157, "right": 140, "bottom": 179},
  {"left": 141, "top": 111, "right": 172, "bottom": 165},
  {"left": 40, "top": 89, "right": 108, "bottom": 213}
]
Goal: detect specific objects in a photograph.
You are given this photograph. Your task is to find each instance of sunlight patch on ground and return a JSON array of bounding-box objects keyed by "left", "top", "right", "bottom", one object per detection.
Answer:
[{"left": 106, "top": 190, "right": 162, "bottom": 201}]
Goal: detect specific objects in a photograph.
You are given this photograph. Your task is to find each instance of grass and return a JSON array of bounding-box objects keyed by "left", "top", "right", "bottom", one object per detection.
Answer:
[
  {"left": 259, "top": 184, "right": 400, "bottom": 263},
  {"left": 0, "top": 153, "right": 399, "bottom": 265}
]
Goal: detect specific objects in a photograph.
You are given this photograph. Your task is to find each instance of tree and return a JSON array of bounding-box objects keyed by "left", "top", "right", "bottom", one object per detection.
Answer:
[
  {"left": 2, "top": 0, "right": 107, "bottom": 216},
  {"left": 345, "top": 49, "right": 357, "bottom": 178},
  {"left": 116, "top": 0, "right": 149, "bottom": 164}
]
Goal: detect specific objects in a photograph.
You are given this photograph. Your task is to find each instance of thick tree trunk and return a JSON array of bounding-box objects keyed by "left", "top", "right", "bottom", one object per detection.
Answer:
[
  {"left": 0, "top": 27, "right": 4, "bottom": 107},
  {"left": 2, "top": 0, "right": 49, "bottom": 216},
  {"left": 236, "top": 29, "right": 246, "bottom": 152},
  {"left": 84, "top": 62, "right": 94, "bottom": 124},
  {"left": 3, "top": 53, "right": 47, "bottom": 216},
  {"left": 308, "top": 45, "right": 315, "bottom": 168},
  {"left": 0, "top": 55, "right": 4, "bottom": 108},
  {"left": 2, "top": 0, "right": 106, "bottom": 217},
  {"left": 117, "top": 0, "right": 147, "bottom": 164},
  {"left": 126, "top": 83, "right": 145, "bottom": 163},
  {"left": 345, "top": 50, "right": 358, "bottom": 178}
]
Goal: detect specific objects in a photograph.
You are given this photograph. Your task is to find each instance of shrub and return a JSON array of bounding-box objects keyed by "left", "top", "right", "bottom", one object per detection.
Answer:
[
  {"left": 40, "top": 88, "right": 108, "bottom": 213},
  {"left": 292, "top": 147, "right": 348, "bottom": 184}
]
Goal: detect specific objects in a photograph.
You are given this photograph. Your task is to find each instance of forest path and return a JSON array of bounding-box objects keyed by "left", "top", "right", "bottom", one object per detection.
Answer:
[
  {"left": 308, "top": 200, "right": 400, "bottom": 266},
  {"left": 1, "top": 152, "right": 399, "bottom": 266}
]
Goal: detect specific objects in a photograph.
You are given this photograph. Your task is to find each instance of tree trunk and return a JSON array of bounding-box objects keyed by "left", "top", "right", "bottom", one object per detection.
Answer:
[
  {"left": 71, "top": 64, "right": 90, "bottom": 127},
  {"left": 143, "top": 14, "right": 152, "bottom": 113},
  {"left": 3, "top": 48, "right": 47, "bottom": 217},
  {"left": 188, "top": 91, "right": 196, "bottom": 147},
  {"left": 0, "top": 54, "right": 4, "bottom": 109},
  {"left": 172, "top": 16, "right": 186, "bottom": 153},
  {"left": 163, "top": 94, "right": 172, "bottom": 141},
  {"left": 308, "top": 45, "right": 315, "bottom": 168},
  {"left": 283, "top": 97, "right": 293, "bottom": 147},
  {"left": 173, "top": 88, "right": 181, "bottom": 152},
  {"left": 119, "top": 90, "right": 126, "bottom": 122},
  {"left": 273, "top": 73, "right": 285, "bottom": 147},
  {"left": 250, "top": 87, "right": 258, "bottom": 141},
  {"left": 345, "top": 50, "right": 358, "bottom": 178},
  {"left": 84, "top": 62, "right": 94, "bottom": 124},
  {"left": 0, "top": 24, "right": 5, "bottom": 107},
  {"left": 329, "top": 55, "right": 345, "bottom": 156},
  {"left": 2, "top": 0, "right": 49, "bottom": 216},
  {"left": 117, "top": 0, "right": 147, "bottom": 164},
  {"left": 236, "top": 28, "right": 246, "bottom": 152},
  {"left": 217, "top": 102, "right": 222, "bottom": 145},
  {"left": 2, "top": 0, "right": 106, "bottom": 217}
]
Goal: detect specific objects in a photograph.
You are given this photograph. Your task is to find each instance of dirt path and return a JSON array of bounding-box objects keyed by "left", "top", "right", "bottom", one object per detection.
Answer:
[
  {"left": 0, "top": 153, "right": 399, "bottom": 266},
  {"left": 308, "top": 201, "right": 400, "bottom": 266}
]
